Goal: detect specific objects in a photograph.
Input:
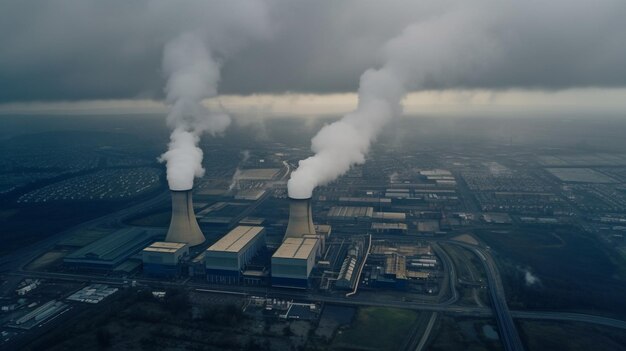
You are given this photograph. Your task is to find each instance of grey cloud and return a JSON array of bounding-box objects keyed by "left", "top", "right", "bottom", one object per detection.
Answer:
[{"left": 1, "top": 0, "right": 626, "bottom": 102}]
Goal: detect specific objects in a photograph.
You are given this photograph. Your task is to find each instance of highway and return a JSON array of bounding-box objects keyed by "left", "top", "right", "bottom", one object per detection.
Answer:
[
  {"left": 448, "top": 240, "right": 525, "bottom": 351},
  {"left": 415, "top": 312, "right": 438, "bottom": 351}
]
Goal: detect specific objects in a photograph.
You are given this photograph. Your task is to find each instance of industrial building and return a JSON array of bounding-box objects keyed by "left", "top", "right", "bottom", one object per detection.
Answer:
[
  {"left": 66, "top": 284, "right": 119, "bottom": 304},
  {"left": 142, "top": 241, "right": 189, "bottom": 277},
  {"left": 205, "top": 226, "right": 266, "bottom": 284},
  {"left": 10, "top": 300, "right": 69, "bottom": 330},
  {"left": 271, "top": 237, "right": 320, "bottom": 289},
  {"left": 64, "top": 227, "right": 159, "bottom": 271}
]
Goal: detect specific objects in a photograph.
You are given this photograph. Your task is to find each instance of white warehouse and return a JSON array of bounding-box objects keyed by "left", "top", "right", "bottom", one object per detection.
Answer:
[
  {"left": 205, "top": 226, "right": 265, "bottom": 283},
  {"left": 271, "top": 237, "right": 320, "bottom": 289},
  {"left": 142, "top": 241, "right": 189, "bottom": 277}
]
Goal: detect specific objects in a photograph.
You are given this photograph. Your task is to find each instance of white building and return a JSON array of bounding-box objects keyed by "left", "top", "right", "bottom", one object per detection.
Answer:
[
  {"left": 205, "top": 226, "right": 266, "bottom": 283},
  {"left": 271, "top": 237, "right": 320, "bottom": 289}
]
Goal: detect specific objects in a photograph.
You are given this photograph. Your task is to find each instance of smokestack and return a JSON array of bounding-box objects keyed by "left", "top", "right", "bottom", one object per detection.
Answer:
[
  {"left": 284, "top": 197, "right": 316, "bottom": 239},
  {"left": 165, "top": 190, "right": 205, "bottom": 246}
]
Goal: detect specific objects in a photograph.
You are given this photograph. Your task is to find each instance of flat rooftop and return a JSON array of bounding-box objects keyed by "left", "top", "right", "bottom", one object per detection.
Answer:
[
  {"left": 207, "top": 226, "right": 264, "bottom": 253},
  {"left": 328, "top": 206, "right": 373, "bottom": 218},
  {"left": 371, "top": 222, "right": 408, "bottom": 230},
  {"left": 273, "top": 237, "right": 318, "bottom": 260},
  {"left": 143, "top": 241, "right": 187, "bottom": 254}
]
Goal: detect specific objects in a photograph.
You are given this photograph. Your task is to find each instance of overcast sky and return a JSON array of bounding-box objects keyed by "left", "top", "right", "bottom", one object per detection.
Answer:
[{"left": 1, "top": 0, "right": 626, "bottom": 116}]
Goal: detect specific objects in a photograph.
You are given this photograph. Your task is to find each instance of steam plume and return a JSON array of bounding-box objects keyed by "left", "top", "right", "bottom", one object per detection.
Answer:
[
  {"left": 288, "top": 8, "right": 495, "bottom": 199},
  {"left": 158, "top": 33, "right": 230, "bottom": 191}
]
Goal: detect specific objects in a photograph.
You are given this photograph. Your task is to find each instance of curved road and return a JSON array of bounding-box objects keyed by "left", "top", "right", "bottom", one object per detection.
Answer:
[{"left": 448, "top": 240, "right": 524, "bottom": 351}]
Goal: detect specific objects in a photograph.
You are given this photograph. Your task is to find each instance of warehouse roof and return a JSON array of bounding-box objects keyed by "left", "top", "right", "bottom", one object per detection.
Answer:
[
  {"left": 273, "top": 237, "right": 318, "bottom": 259},
  {"left": 143, "top": 241, "right": 187, "bottom": 254},
  {"left": 372, "top": 212, "right": 406, "bottom": 220},
  {"left": 207, "top": 226, "right": 264, "bottom": 253},
  {"left": 65, "top": 227, "right": 158, "bottom": 264},
  {"left": 327, "top": 206, "right": 373, "bottom": 219}
]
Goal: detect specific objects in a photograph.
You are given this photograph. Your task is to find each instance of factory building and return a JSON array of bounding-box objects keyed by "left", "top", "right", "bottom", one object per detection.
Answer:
[
  {"left": 205, "top": 226, "right": 266, "bottom": 284},
  {"left": 271, "top": 237, "right": 320, "bottom": 289},
  {"left": 142, "top": 241, "right": 189, "bottom": 277},
  {"left": 64, "top": 228, "right": 159, "bottom": 271}
]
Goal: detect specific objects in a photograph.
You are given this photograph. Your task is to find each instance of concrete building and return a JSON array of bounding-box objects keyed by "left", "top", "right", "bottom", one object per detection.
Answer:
[
  {"left": 271, "top": 237, "right": 320, "bottom": 289},
  {"left": 165, "top": 190, "right": 205, "bottom": 246},
  {"left": 142, "top": 241, "right": 189, "bottom": 277},
  {"left": 284, "top": 197, "right": 316, "bottom": 239},
  {"left": 205, "top": 226, "right": 266, "bottom": 283},
  {"left": 64, "top": 228, "right": 159, "bottom": 270}
]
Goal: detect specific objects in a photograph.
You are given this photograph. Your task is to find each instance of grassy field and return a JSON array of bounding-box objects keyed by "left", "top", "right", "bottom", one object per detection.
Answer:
[
  {"left": 24, "top": 249, "right": 69, "bottom": 270},
  {"left": 518, "top": 320, "right": 626, "bottom": 351},
  {"left": 57, "top": 227, "right": 112, "bottom": 247},
  {"left": 125, "top": 210, "right": 170, "bottom": 227},
  {"left": 331, "top": 307, "right": 418, "bottom": 350},
  {"left": 428, "top": 316, "right": 502, "bottom": 351},
  {"left": 0, "top": 203, "right": 119, "bottom": 255},
  {"left": 476, "top": 226, "right": 626, "bottom": 317}
]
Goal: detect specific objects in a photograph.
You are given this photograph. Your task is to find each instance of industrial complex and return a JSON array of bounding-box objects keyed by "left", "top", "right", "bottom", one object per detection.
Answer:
[{"left": 5, "top": 138, "right": 626, "bottom": 351}]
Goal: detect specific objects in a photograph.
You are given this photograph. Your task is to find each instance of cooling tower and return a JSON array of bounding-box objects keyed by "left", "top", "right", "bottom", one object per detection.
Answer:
[
  {"left": 165, "top": 190, "right": 206, "bottom": 246},
  {"left": 284, "top": 197, "right": 316, "bottom": 239}
]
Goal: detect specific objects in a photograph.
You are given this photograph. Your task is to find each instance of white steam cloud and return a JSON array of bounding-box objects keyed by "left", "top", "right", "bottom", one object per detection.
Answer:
[
  {"left": 524, "top": 270, "right": 540, "bottom": 286},
  {"left": 288, "top": 7, "right": 497, "bottom": 199},
  {"left": 157, "top": 1, "right": 271, "bottom": 191},
  {"left": 158, "top": 32, "right": 229, "bottom": 191}
]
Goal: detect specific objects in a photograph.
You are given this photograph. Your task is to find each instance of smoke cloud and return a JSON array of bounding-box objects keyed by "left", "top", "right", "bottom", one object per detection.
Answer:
[
  {"left": 524, "top": 270, "right": 540, "bottom": 286},
  {"left": 288, "top": 6, "right": 496, "bottom": 199},
  {"left": 155, "top": 1, "right": 272, "bottom": 191},
  {"left": 158, "top": 33, "right": 230, "bottom": 191}
]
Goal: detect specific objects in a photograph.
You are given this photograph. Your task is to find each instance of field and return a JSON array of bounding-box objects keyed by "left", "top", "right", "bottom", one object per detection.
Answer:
[
  {"left": 476, "top": 226, "right": 626, "bottom": 317},
  {"left": 125, "top": 210, "right": 171, "bottom": 227},
  {"left": 24, "top": 249, "right": 69, "bottom": 271},
  {"left": 331, "top": 307, "right": 418, "bottom": 350},
  {"left": 428, "top": 316, "right": 502, "bottom": 351},
  {"left": 517, "top": 320, "right": 626, "bottom": 351},
  {"left": 57, "top": 228, "right": 112, "bottom": 247},
  {"left": 0, "top": 203, "right": 120, "bottom": 255}
]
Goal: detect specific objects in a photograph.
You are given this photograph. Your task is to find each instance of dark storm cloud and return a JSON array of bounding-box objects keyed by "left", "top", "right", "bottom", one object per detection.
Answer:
[{"left": 1, "top": 0, "right": 626, "bottom": 102}]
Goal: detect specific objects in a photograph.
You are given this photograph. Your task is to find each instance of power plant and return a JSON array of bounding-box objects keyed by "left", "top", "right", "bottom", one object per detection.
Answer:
[
  {"left": 165, "top": 190, "right": 206, "bottom": 246},
  {"left": 284, "top": 197, "right": 316, "bottom": 239}
]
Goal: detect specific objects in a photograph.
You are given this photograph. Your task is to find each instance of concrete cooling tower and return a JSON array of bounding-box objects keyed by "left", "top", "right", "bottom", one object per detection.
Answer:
[
  {"left": 165, "top": 190, "right": 206, "bottom": 246},
  {"left": 284, "top": 197, "right": 316, "bottom": 239}
]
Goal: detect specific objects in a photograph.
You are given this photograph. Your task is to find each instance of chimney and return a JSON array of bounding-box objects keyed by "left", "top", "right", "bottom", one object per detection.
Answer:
[
  {"left": 284, "top": 197, "right": 315, "bottom": 239},
  {"left": 165, "top": 190, "right": 205, "bottom": 246}
]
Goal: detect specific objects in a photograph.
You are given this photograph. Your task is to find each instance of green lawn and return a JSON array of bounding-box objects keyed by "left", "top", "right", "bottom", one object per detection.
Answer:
[{"left": 332, "top": 307, "right": 418, "bottom": 350}]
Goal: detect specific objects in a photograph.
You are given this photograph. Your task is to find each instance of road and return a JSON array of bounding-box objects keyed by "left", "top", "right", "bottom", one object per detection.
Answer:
[
  {"left": 511, "top": 311, "right": 626, "bottom": 330},
  {"left": 415, "top": 312, "right": 438, "bottom": 351},
  {"left": 449, "top": 240, "right": 524, "bottom": 351}
]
